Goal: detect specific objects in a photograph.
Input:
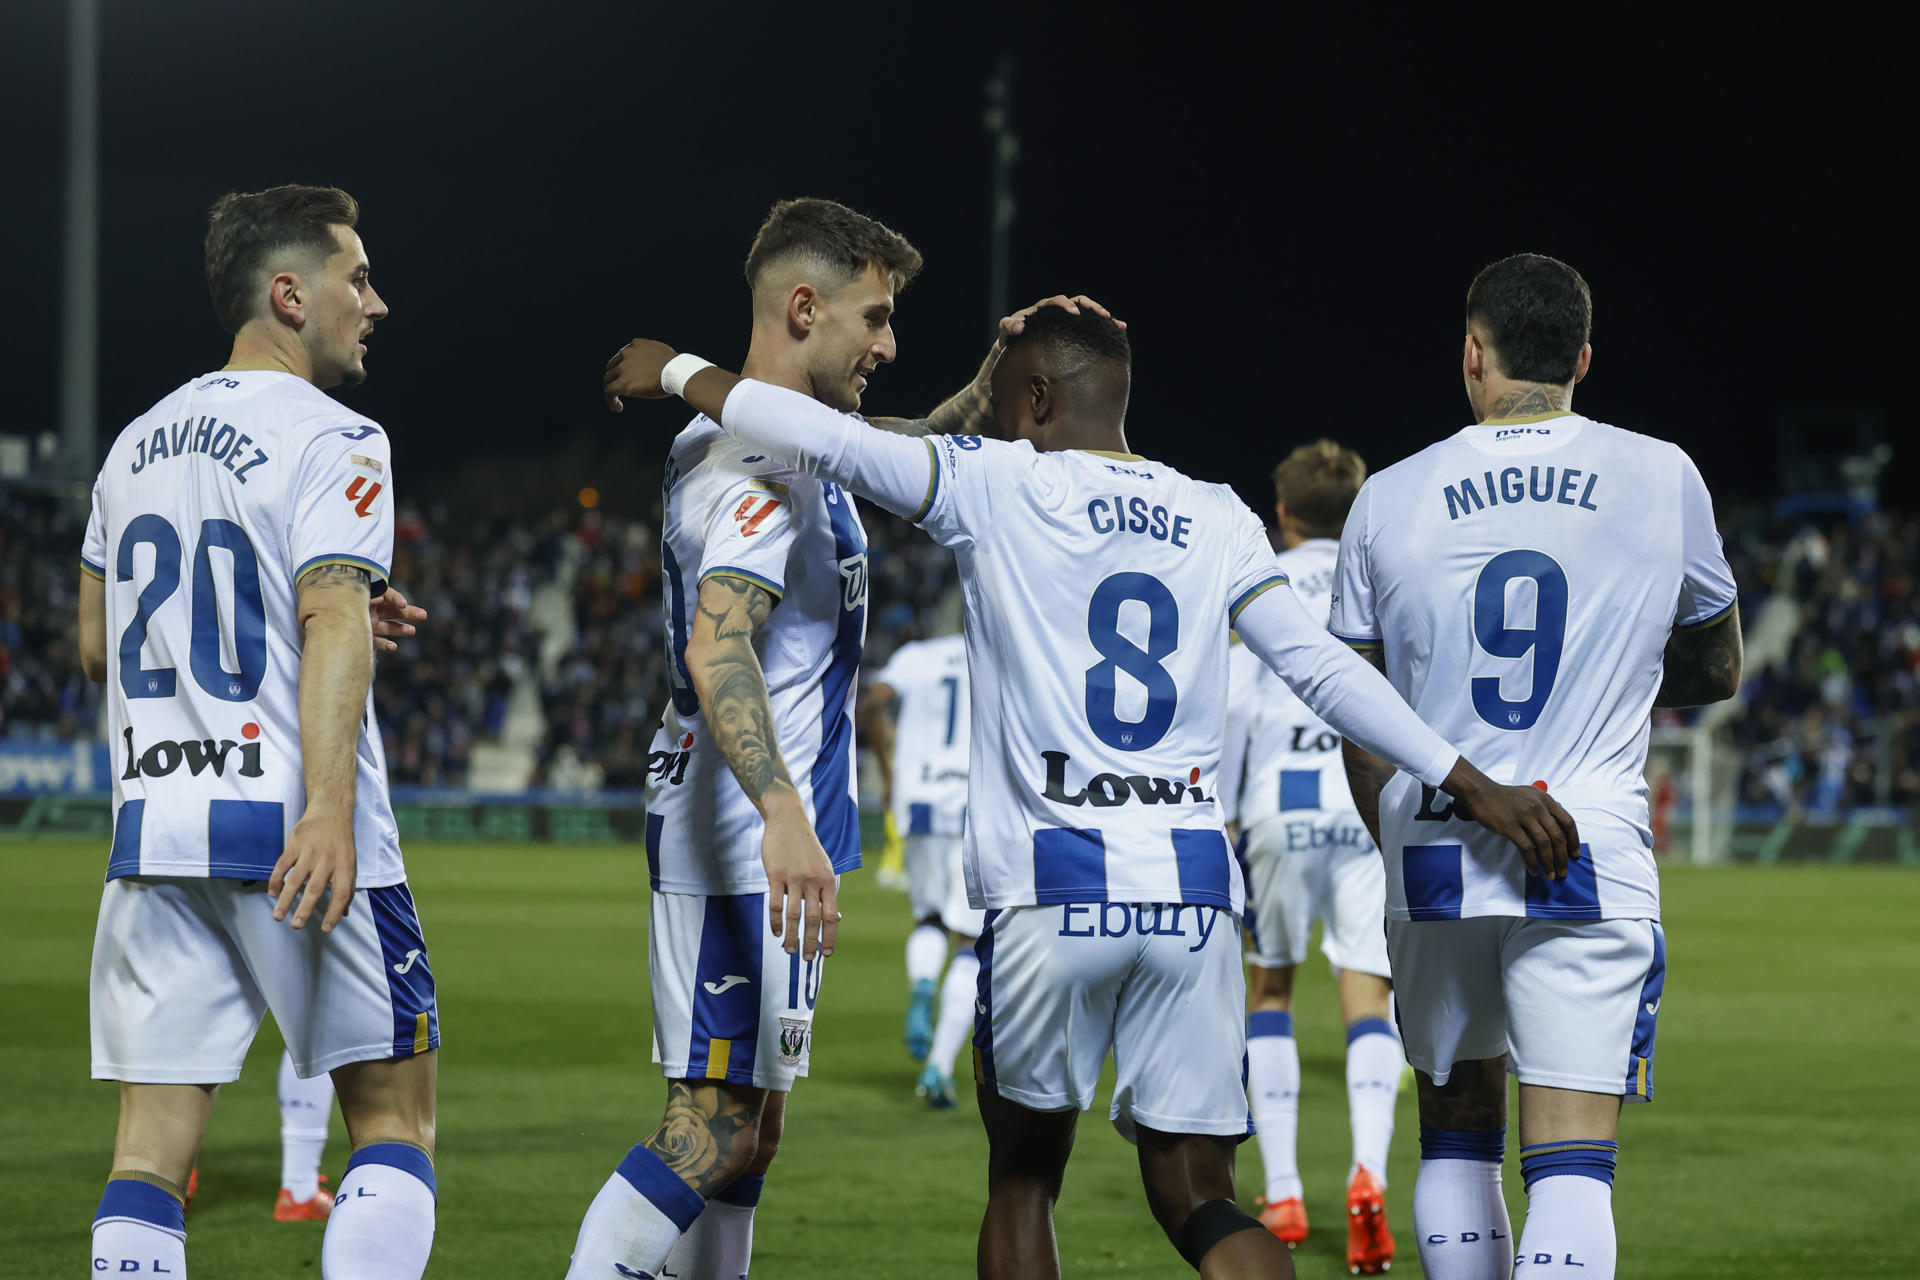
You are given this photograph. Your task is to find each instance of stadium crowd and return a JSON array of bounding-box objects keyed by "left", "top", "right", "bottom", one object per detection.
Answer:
[{"left": 4, "top": 487, "right": 1911, "bottom": 814}]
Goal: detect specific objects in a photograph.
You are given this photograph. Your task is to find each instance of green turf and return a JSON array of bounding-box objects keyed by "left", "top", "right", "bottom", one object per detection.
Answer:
[{"left": 5, "top": 840, "right": 1917, "bottom": 1277}]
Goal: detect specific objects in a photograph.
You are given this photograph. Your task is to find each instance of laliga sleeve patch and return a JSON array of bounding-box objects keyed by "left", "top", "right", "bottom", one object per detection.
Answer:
[
  {"left": 345, "top": 475, "right": 384, "bottom": 517},
  {"left": 731, "top": 494, "right": 783, "bottom": 537}
]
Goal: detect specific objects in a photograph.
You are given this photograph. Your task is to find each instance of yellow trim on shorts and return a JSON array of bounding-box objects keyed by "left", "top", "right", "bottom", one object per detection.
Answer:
[
  {"left": 708, "top": 1037, "right": 733, "bottom": 1079},
  {"left": 413, "top": 1011, "right": 431, "bottom": 1055}
]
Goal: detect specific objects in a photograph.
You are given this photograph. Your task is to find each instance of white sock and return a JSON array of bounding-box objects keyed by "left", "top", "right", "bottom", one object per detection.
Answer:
[
  {"left": 905, "top": 923, "right": 947, "bottom": 986},
  {"left": 1516, "top": 1142, "right": 1618, "bottom": 1278},
  {"left": 928, "top": 951, "right": 979, "bottom": 1077},
  {"left": 661, "top": 1173, "right": 761, "bottom": 1279},
  {"left": 1246, "top": 1010, "right": 1301, "bottom": 1202},
  {"left": 567, "top": 1145, "right": 706, "bottom": 1280},
  {"left": 322, "top": 1143, "right": 436, "bottom": 1280},
  {"left": 93, "top": 1176, "right": 187, "bottom": 1277},
  {"left": 1414, "top": 1127, "right": 1512, "bottom": 1280},
  {"left": 280, "top": 1049, "right": 334, "bottom": 1200},
  {"left": 1345, "top": 1018, "right": 1402, "bottom": 1184}
]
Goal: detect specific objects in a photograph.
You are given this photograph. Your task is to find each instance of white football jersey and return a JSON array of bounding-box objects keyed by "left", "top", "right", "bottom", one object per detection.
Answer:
[
  {"left": 643, "top": 416, "right": 868, "bottom": 896},
  {"left": 1231, "top": 539, "right": 1356, "bottom": 830},
  {"left": 80, "top": 371, "right": 402, "bottom": 885},
  {"left": 874, "top": 633, "right": 970, "bottom": 839},
  {"left": 1330, "top": 413, "right": 1738, "bottom": 922}
]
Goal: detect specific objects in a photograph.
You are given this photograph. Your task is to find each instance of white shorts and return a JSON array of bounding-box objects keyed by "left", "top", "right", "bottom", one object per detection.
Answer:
[
  {"left": 1386, "top": 916, "right": 1666, "bottom": 1100},
  {"left": 973, "top": 903, "right": 1251, "bottom": 1143},
  {"left": 1242, "top": 810, "right": 1389, "bottom": 977},
  {"left": 90, "top": 876, "right": 439, "bottom": 1084},
  {"left": 904, "top": 833, "right": 985, "bottom": 937},
  {"left": 649, "top": 888, "right": 828, "bottom": 1092}
]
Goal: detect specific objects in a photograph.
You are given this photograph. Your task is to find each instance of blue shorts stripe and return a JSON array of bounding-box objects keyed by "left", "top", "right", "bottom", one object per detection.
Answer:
[
  {"left": 1032, "top": 828, "right": 1107, "bottom": 903},
  {"left": 687, "top": 893, "right": 764, "bottom": 1083},
  {"left": 207, "top": 799, "right": 285, "bottom": 879},
  {"left": 1403, "top": 843, "right": 1465, "bottom": 920},
  {"left": 972, "top": 910, "right": 999, "bottom": 1090},
  {"left": 1524, "top": 846, "right": 1600, "bottom": 919},
  {"left": 367, "top": 883, "right": 438, "bottom": 1059},
  {"left": 645, "top": 812, "right": 664, "bottom": 891},
  {"left": 1626, "top": 923, "right": 1666, "bottom": 1101},
  {"left": 106, "top": 799, "right": 144, "bottom": 880},
  {"left": 345, "top": 1141, "right": 438, "bottom": 1200},
  {"left": 1171, "top": 828, "right": 1234, "bottom": 909}
]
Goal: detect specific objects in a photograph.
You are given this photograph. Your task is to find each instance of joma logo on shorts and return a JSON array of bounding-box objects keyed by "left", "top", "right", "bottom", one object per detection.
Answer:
[
  {"left": 1040, "top": 750, "right": 1209, "bottom": 808},
  {"left": 119, "top": 728, "right": 263, "bottom": 780}
]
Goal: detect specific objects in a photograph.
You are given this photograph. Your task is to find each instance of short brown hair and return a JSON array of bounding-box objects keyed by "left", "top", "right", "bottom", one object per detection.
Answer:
[
  {"left": 743, "top": 198, "right": 923, "bottom": 296},
  {"left": 1271, "top": 440, "right": 1367, "bottom": 539},
  {"left": 204, "top": 185, "right": 359, "bottom": 334}
]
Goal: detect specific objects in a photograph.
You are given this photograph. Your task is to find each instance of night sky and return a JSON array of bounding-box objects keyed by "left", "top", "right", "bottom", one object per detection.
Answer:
[{"left": 3, "top": 5, "right": 1908, "bottom": 518}]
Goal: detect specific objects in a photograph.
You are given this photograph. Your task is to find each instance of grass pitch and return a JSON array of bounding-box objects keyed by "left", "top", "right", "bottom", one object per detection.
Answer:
[{"left": 5, "top": 839, "right": 1917, "bottom": 1277}]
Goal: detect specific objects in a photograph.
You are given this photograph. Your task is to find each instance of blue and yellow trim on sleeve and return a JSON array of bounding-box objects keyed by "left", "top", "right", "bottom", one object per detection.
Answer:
[
  {"left": 1332, "top": 631, "right": 1384, "bottom": 651},
  {"left": 294, "top": 553, "right": 390, "bottom": 592},
  {"left": 80, "top": 556, "right": 106, "bottom": 581},
  {"left": 699, "top": 566, "right": 785, "bottom": 600},
  {"left": 909, "top": 437, "right": 941, "bottom": 524},
  {"left": 1228, "top": 574, "right": 1290, "bottom": 624},
  {"left": 1677, "top": 600, "right": 1736, "bottom": 630}
]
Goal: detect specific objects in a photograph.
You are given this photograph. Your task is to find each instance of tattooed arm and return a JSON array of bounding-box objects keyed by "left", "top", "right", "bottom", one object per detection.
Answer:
[
  {"left": 866, "top": 341, "right": 1000, "bottom": 439},
  {"left": 686, "top": 575, "right": 840, "bottom": 958},
  {"left": 1655, "top": 605, "right": 1744, "bottom": 708},
  {"left": 1340, "top": 648, "right": 1398, "bottom": 851},
  {"left": 271, "top": 562, "right": 376, "bottom": 933}
]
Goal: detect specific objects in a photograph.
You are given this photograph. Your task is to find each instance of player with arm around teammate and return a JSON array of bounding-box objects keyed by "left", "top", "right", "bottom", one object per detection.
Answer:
[
  {"left": 1225, "top": 440, "right": 1406, "bottom": 1273},
  {"left": 76, "top": 185, "right": 440, "bottom": 1280},
  {"left": 563, "top": 199, "right": 1010, "bottom": 1280},
  {"left": 604, "top": 300, "right": 1579, "bottom": 1280},
  {"left": 1334, "top": 254, "right": 1743, "bottom": 1280},
  {"left": 862, "top": 629, "right": 983, "bottom": 1108}
]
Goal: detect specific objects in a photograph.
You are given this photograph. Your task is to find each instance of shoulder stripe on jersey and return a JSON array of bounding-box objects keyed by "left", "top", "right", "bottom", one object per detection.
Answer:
[
  {"left": 1227, "top": 575, "right": 1290, "bottom": 624},
  {"left": 80, "top": 556, "right": 106, "bottom": 580},
  {"left": 909, "top": 437, "right": 940, "bottom": 523},
  {"left": 1332, "top": 630, "right": 1384, "bottom": 651},
  {"left": 1676, "top": 600, "right": 1736, "bottom": 631},
  {"left": 698, "top": 566, "right": 785, "bottom": 600},
  {"left": 294, "top": 553, "right": 390, "bottom": 588}
]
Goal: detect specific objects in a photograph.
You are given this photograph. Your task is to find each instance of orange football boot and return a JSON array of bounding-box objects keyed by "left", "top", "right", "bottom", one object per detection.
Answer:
[
  {"left": 184, "top": 1168, "right": 198, "bottom": 1213},
  {"left": 1345, "top": 1167, "right": 1395, "bottom": 1274},
  {"left": 1258, "top": 1195, "right": 1308, "bottom": 1247},
  {"left": 274, "top": 1175, "right": 333, "bottom": 1222}
]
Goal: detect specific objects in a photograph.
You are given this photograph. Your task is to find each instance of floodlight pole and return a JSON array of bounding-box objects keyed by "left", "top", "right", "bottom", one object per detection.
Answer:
[
  {"left": 60, "top": 0, "right": 100, "bottom": 479},
  {"left": 984, "top": 56, "right": 1017, "bottom": 338}
]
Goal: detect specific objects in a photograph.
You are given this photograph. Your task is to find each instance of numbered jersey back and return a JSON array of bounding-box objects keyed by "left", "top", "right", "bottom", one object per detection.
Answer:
[
  {"left": 81, "top": 371, "right": 403, "bottom": 885},
  {"left": 913, "top": 436, "right": 1287, "bottom": 912},
  {"left": 874, "top": 633, "right": 970, "bottom": 838},
  {"left": 1330, "top": 414, "right": 1737, "bottom": 921}
]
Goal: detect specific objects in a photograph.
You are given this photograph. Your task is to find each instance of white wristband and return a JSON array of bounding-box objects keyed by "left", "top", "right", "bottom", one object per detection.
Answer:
[{"left": 660, "top": 353, "right": 715, "bottom": 399}]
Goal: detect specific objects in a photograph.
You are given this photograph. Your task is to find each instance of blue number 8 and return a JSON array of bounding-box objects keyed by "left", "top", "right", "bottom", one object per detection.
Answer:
[
  {"left": 1085, "top": 572, "right": 1179, "bottom": 752},
  {"left": 1470, "top": 549, "right": 1567, "bottom": 731}
]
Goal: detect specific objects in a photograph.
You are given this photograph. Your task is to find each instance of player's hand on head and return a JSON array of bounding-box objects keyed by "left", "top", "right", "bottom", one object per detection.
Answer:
[
  {"left": 760, "top": 813, "right": 840, "bottom": 961},
  {"left": 269, "top": 813, "right": 359, "bottom": 933},
  {"left": 369, "top": 587, "right": 427, "bottom": 654},
  {"left": 996, "top": 294, "right": 1127, "bottom": 346},
  {"left": 603, "top": 339, "right": 679, "bottom": 413}
]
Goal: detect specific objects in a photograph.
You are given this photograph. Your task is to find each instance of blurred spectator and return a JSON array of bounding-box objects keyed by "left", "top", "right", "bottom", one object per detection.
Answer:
[{"left": 0, "top": 492, "right": 97, "bottom": 740}]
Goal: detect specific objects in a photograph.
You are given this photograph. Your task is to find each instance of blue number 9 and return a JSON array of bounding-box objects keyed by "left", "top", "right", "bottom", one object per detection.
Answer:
[{"left": 1471, "top": 549, "right": 1567, "bottom": 731}]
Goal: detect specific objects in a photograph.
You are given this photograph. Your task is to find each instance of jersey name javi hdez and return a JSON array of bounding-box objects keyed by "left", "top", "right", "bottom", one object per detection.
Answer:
[
  {"left": 1228, "top": 539, "right": 1357, "bottom": 830},
  {"left": 81, "top": 371, "right": 402, "bottom": 885},
  {"left": 645, "top": 415, "right": 868, "bottom": 895},
  {"left": 875, "top": 634, "right": 970, "bottom": 839},
  {"left": 907, "top": 435, "right": 1285, "bottom": 913},
  {"left": 1329, "top": 413, "right": 1738, "bottom": 923}
]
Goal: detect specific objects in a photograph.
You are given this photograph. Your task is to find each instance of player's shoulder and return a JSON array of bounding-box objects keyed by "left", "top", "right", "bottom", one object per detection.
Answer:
[{"left": 674, "top": 414, "right": 803, "bottom": 488}]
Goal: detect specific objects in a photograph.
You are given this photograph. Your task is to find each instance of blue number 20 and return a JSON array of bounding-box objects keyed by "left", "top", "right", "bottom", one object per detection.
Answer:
[
  {"left": 117, "top": 516, "right": 268, "bottom": 702},
  {"left": 1470, "top": 549, "right": 1567, "bottom": 731},
  {"left": 1085, "top": 572, "right": 1179, "bottom": 752}
]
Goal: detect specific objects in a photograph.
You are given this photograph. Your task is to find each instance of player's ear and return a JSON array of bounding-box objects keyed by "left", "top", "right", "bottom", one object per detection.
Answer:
[
  {"left": 268, "top": 271, "right": 305, "bottom": 326},
  {"left": 1572, "top": 342, "right": 1592, "bottom": 385},
  {"left": 1462, "top": 332, "right": 1485, "bottom": 384},
  {"left": 786, "top": 284, "right": 818, "bottom": 337},
  {"left": 1029, "top": 374, "right": 1053, "bottom": 425}
]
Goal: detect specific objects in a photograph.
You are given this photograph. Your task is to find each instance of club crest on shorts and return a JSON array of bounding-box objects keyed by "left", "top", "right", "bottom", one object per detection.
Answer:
[{"left": 778, "top": 1017, "right": 809, "bottom": 1063}]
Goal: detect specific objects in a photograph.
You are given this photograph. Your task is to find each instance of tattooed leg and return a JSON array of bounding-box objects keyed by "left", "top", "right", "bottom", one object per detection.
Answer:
[
  {"left": 1416, "top": 1057, "right": 1509, "bottom": 1133},
  {"left": 645, "top": 1080, "right": 766, "bottom": 1199}
]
